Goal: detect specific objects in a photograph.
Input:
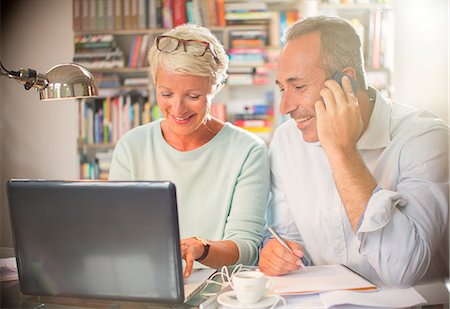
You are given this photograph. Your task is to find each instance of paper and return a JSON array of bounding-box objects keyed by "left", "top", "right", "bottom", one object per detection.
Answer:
[
  {"left": 320, "top": 287, "right": 427, "bottom": 308},
  {"left": 267, "top": 264, "right": 377, "bottom": 295},
  {"left": 0, "top": 257, "right": 18, "bottom": 282}
]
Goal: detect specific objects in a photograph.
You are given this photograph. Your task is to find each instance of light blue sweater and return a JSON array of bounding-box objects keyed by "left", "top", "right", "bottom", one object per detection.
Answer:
[{"left": 108, "top": 120, "right": 270, "bottom": 265}]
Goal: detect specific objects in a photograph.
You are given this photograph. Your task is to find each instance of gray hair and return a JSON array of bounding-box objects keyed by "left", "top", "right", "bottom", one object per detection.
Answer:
[
  {"left": 284, "top": 15, "right": 367, "bottom": 89},
  {"left": 148, "top": 24, "right": 229, "bottom": 92}
]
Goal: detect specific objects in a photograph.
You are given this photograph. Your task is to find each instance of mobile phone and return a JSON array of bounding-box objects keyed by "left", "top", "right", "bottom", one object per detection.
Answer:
[{"left": 332, "top": 71, "right": 359, "bottom": 93}]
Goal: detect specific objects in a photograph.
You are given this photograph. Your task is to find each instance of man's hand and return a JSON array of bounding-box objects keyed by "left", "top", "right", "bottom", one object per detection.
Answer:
[
  {"left": 315, "top": 75, "right": 377, "bottom": 231},
  {"left": 315, "top": 75, "right": 363, "bottom": 156},
  {"left": 258, "top": 238, "right": 304, "bottom": 276}
]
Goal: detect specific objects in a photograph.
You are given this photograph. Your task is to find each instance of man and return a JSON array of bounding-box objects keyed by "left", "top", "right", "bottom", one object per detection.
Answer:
[{"left": 259, "top": 16, "right": 448, "bottom": 287}]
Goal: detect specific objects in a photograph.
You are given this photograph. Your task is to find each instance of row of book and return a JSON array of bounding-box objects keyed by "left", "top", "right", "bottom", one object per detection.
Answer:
[
  {"left": 73, "top": 0, "right": 228, "bottom": 31},
  {"left": 80, "top": 150, "right": 113, "bottom": 180},
  {"left": 78, "top": 96, "right": 274, "bottom": 146},
  {"left": 78, "top": 93, "right": 162, "bottom": 145},
  {"left": 128, "top": 34, "right": 151, "bottom": 68},
  {"left": 78, "top": 102, "right": 272, "bottom": 179}
]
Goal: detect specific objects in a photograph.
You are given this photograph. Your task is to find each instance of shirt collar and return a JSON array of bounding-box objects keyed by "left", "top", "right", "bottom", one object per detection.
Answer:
[{"left": 356, "top": 87, "right": 392, "bottom": 150}]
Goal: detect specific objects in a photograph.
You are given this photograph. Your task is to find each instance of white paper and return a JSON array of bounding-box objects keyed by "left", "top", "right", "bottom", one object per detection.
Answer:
[
  {"left": 283, "top": 293, "right": 326, "bottom": 308},
  {"left": 267, "top": 264, "right": 377, "bottom": 294},
  {"left": 0, "top": 257, "right": 18, "bottom": 282},
  {"left": 319, "top": 287, "right": 427, "bottom": 308}
]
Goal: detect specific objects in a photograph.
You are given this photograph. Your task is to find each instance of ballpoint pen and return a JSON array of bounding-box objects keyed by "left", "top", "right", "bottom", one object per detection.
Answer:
[{"left": 267, "top": 225, "right": 307, "bottom": 271}]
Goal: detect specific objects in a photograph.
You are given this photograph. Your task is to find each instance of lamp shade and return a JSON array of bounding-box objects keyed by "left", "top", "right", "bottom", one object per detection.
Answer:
[{"left": 39, "top": 63, "right": 98, "bottom": 100}]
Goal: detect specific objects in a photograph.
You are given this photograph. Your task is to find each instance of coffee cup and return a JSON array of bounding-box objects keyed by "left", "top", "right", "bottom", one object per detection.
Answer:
[{"left": 231, "top": 271, "right": 274, "bottom": 305}]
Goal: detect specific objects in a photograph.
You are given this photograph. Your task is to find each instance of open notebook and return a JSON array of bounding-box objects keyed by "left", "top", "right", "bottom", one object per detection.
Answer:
[
  {"left": 268, "top": 264, "right": 378, "bottom": 295},
  {"left": 7, "top": 180, "right": 215, "bottom": 304}
]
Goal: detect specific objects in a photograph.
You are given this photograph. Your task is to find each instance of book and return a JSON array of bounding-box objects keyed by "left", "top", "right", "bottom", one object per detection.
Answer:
[
  {"left": 114, "top": 0, "right": 123, "bottom": 29},
  {"left": 123, "top": 0, "right": 132, "bottom": 29},
  {"left": 82, "top": 0, "right": 90, "bottom": 30},
  {"left": 148, "top": 0, "right": 158, "bottom": 28},
  {"left": 96, "top": 0, "right": 106, "bottom": 30},
  {"left": 73, "top": 0, "right": 82, "bottom": 31},
  {"left": 129, "top": 0, "right": 139, "bottom": 29},
  {"left": 105, "top": 0, "right": 115, "bottom": 29},
  {"left": 172, "top": 0, "right": 187, "bottom": 27},
  {"left": 136, "top": 34, "right": 150, "bottom": 67},
  {"left": 137, "top": 0, "right": 147, "bottom": 29},
  {"left": 162, "top": 0, "right": 173, "bottom": 28},
  {"left": 89, "top": 0, "right": 97, "bottom": 30},
  {"left": 267, "top": 264, "right": 378, "bottom": 295},
  {"left": 371, "top": 8, "right": 382, "bottom": 68}
]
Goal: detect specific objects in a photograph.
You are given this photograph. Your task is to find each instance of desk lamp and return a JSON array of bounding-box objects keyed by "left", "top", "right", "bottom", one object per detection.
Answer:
[{"left": 0, "top": 61, "right": 98, "bottom": 100}]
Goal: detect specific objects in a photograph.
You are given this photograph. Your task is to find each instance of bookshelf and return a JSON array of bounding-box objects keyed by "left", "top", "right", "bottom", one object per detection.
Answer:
[
  {"left": 317, "top": 2, "right": 394, "bottom": 96},
  {"left": 74, "top": 0, "right": 394, "bottom": 179}
]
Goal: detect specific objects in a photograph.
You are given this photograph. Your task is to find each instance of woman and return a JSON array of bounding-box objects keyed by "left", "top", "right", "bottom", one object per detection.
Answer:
[{"left": 108, "top": 24, "right": 269, "bottom": 278}]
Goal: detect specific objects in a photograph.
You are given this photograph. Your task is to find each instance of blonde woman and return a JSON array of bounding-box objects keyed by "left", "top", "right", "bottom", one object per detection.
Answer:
[{"left": 109, "top": 24, "right": 269, "bottom": 277}]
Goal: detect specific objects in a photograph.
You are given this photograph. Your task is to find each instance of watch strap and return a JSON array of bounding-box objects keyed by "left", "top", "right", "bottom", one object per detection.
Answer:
[{"left": 194, "top": 237, "right": 211, "bottom": 261}]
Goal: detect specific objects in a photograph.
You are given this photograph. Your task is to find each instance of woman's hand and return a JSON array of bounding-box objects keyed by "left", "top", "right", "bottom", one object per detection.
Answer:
[{"left": 180, "top": 237, "right": 205, "bottom": 278}]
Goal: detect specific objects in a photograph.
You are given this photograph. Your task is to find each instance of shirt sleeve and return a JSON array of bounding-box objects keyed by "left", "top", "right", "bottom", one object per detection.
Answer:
[
  {"left": 357, "top": 127, "right": 449, "bottom": 287},
  {"left": 224, "top": 144, "right": 270, "bottom": 266}
]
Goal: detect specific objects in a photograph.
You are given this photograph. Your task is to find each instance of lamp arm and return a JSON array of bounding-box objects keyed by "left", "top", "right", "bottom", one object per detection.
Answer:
[{"left": 0, "top": 61, "right": 48, "bottom": 91}]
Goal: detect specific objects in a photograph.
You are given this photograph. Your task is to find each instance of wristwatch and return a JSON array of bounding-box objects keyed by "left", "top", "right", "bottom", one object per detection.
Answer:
[{"left": 194, "top": 237, "right": 211, "bottom": 261}]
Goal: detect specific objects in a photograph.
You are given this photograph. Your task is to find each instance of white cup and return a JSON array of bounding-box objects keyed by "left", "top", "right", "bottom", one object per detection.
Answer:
[{"left": 231, "top": 271, "right": 274, "bottom": 305}]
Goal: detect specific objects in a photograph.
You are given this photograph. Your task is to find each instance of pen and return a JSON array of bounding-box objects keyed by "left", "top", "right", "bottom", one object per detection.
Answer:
[{"left": 267, "top": 225, "right": 307, "bottom": 271}]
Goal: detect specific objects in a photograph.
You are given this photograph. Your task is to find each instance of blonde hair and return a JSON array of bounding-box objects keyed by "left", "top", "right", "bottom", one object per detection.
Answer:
[{"left": 148, "top": 24, "right": 229, "bottom": 91}]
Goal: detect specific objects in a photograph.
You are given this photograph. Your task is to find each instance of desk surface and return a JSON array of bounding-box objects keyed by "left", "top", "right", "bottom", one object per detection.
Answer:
[
  {"left": 3, "top": 278, "right": 449, "bottom": 309},
  {"left": 1, "top": 245, "right": 448, "bottom": 309}
]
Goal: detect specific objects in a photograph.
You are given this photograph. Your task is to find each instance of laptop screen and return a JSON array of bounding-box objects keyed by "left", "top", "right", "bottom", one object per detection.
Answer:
[{"left": 7, "top": 180, "right": 187, "bottom": 303}]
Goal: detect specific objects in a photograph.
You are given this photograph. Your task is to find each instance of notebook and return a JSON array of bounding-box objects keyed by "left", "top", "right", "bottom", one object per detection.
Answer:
[
  {"left": 6, "top": 179, "right": 214, "bottom": 304},
  {"left": 268, "top": 264, "right": 378, "bottom": 295}
]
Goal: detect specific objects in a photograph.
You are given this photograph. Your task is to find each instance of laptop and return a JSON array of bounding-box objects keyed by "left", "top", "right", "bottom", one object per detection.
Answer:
[{"left": 6, "top": 179, "right": 214, "bottom": 304}]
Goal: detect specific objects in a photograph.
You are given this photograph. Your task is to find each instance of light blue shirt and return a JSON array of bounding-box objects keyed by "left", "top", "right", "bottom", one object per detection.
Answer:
[
  {"left": 109, "top": 120, "right": 270, "bottom": 266},
  {"left": 267, "top": 88, "right": 449, "bottom": 287}
]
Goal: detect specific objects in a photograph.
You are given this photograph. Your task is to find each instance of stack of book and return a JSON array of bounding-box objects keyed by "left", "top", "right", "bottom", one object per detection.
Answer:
[
  {"left": 233, "top": 104, "right": 273, "bottom": 143},
  {"left": 224, "top": 1, "right": 271, "bottom": 25},
  {"left": 226, "top": 66, "right": 269, "bottom": 86},
  {"left": 228, "top": 30, "right": 267, "bottom": 67},
  {"left": 79, "top": 149, "right": 113, "bottom": 180},
  {"left": 227, "top": 67, "right": 255, "bottom": 86},
  {"left": 95, "top": 150, "right": 114, "bottom": 180},
  {"left": 74, "top": 34, "right": 124, "bottom": 69}
]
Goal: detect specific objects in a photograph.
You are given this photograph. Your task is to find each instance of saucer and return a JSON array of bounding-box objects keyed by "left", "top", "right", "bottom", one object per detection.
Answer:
[{"left": 217, "top": 290, "right": 279, "bottom": 308}]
